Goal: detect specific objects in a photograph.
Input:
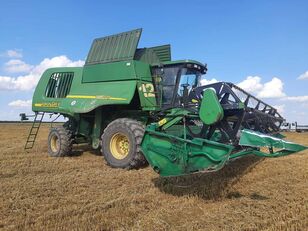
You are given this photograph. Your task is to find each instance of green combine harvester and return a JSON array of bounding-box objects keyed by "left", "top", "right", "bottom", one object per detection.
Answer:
[{"left": 25, "top": 29, "right": 307, "bottom": 177}]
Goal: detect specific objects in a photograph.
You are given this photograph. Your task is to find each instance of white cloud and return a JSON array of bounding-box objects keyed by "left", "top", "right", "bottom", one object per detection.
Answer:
[
  {"left": 273, "top": 104, "right": 285, "bottom": 114},
  {"left": 283, "top": 95, "right": 308, "bottom": 103},
  {"left": 257, "top": 77, "right": 286, "bottom": 98},
  {"left": 4, "top": 59, "right": 33, "bottom": 73},
  {"left": 34, "top": 55, "right": 84, "bottom": 74},
  {"left": 8, "top": 99, "right": 32, "bottom": 107},
  {"left": 237, "top": 76, "right": 263, "bottom": 94},
  {"left": 1, "top": 49, "right": 23, "bottom": 58},
  {"left": 200, "top": 78, "right": 218, "bottom": 85},
  {"left": 298, "top": 71, "right": 308, "bottom": 80},
  {"left": 0, "top": 55, "right": 84, "bottom": 91},
  {"left": 238, "top": 76, "right": 285, "bottom": 99}
]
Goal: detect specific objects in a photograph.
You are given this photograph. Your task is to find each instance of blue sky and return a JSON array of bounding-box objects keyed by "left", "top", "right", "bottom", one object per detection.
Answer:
[{"left": 0, "top": 0, "right": 308, "bottom": 123}]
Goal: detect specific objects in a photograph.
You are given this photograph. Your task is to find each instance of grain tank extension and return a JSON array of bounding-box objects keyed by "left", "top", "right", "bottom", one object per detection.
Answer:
[{"left": 27, "top": 29, "right": 307, "bottom": 177}]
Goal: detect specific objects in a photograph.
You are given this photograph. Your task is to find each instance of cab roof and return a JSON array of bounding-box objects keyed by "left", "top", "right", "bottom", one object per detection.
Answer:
[{"left": 162, "top": 59, "right": 205, "bottom": 68}]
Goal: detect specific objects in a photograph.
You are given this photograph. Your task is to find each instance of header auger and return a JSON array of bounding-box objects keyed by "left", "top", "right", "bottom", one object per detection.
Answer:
[{"left": 27, "top": 28, "right": 307, "bottom": 177}]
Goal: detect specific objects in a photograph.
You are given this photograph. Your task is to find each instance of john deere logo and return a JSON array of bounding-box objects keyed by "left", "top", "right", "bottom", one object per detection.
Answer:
[{"left": 34, "top": 102, "right": 59, "bottom": 108}]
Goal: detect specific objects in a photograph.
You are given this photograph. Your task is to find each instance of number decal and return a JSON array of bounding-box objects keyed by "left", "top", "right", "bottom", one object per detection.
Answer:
[{"left": 139, "top": 83, "right": 155, "bottom": 98}]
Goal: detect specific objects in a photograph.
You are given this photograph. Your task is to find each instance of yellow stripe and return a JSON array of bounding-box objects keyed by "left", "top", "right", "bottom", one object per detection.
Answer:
[
  {"left": 101, "top": 97, "right": 127, "bottom": 101},
  {"left": 66, "top": 95, "right": 96, "bottom": 99},
  {"left": 66, "top": 95, "right": 127, "bottom": 101}
]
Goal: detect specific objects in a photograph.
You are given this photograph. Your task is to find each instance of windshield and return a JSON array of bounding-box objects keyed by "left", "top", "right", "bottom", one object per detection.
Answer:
[
  {"left": 152, "top": 65, "right": 203, "bottom": 106},
  {"left": 177, "top": 68, "right": 201, "bottom": 96}
]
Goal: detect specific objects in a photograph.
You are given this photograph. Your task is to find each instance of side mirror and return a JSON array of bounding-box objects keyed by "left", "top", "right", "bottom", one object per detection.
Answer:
[
  {"left": 19, "top": 113, "right": 29, "bottom": 121},
  {"left": 204, "top": 63, "right": 208, "bottom": 73}
]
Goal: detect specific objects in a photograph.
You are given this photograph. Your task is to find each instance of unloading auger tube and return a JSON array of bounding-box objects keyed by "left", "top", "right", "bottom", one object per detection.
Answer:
[{"left": 141, "top": 82, "right": 307, "bottom": 177}]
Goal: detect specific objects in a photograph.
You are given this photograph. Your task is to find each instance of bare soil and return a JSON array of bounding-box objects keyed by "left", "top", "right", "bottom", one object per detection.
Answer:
[{"left": 0, "top": 124, "right": 307, "bottom": 231}]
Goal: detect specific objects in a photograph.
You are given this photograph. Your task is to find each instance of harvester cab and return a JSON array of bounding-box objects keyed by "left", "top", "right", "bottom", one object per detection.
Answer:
[
  {"left": 27, "top": 28, "right": 307, "bottom": 177},
  {"left": 151, "top": 61, "right": 206, "bottom": 108}
]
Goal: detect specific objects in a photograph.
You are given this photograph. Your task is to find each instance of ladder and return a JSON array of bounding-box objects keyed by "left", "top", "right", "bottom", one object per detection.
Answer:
[{"left": 24, "top": 112, "right": 45, "bottom": 149}]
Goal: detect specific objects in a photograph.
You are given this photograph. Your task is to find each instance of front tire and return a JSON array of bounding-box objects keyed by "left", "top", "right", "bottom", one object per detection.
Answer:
[
  {"left": 48, "top": 125, "right": 73, "bottom": 157},
  {"left": 101, "top": 118, "right": 147, "bottom": 169}
]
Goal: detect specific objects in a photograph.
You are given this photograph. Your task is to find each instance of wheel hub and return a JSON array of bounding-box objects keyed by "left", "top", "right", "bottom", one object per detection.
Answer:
[
  {"left": 50, "top": 134, "right": 60, "bottom": 153},
  {"left": 110, "top": 133, "right": 130, "bottom": 159}
]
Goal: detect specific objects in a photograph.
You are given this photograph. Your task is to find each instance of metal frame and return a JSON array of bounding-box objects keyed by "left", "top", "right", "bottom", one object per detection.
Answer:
[{"left": 184, "top": 82, "right": 284, "bottom": 144}]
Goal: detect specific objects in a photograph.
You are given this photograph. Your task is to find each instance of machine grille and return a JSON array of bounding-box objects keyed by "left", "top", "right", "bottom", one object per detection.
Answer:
[{"left": 45, "top": 72, "right": 74, "bottom": 98}]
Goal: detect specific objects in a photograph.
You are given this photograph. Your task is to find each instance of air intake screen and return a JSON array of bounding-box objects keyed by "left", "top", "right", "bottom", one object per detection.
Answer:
[
  {"left": 45, "top": 72, "right": 74, "bottom": 98},
  {"left": 85, "top": 29, "right": 142, "bottom": 65}
]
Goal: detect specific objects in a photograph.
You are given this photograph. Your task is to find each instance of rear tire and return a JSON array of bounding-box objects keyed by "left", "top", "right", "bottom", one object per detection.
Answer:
[
  {"left": 101, "top": 118, "right": 147, "bottom": 169},
  {"left": 48, "top": 125, "right": 73, "bottom": 157}
]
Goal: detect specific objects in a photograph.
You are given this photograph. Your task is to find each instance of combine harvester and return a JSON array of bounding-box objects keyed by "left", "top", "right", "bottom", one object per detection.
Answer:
[{"left": 25, "top": 29, "right": 307, "bottom": 177}]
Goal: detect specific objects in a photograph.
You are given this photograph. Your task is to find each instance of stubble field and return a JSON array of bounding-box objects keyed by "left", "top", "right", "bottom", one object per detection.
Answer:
[{"left": 0, "top": 123, "right": 307, "bottom": 231}]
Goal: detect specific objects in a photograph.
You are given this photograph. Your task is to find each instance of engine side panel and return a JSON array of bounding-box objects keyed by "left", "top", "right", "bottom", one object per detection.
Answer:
[{"left": 32, "top": 67, "right": 138, "bottom": 115}]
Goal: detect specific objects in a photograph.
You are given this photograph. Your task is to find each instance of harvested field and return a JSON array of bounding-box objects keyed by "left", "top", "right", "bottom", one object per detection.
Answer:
[{"left": 0, "top": 123, "right": 307, "bottom": 230}]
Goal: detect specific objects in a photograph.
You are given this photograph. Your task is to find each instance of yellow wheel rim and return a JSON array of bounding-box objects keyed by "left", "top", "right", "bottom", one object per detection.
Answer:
[
  {"left": 50, "top": 134, "right": 59, "bottom": 153},
  {"left": 110, "top": 132, "right": 130, "bottom": 159}
]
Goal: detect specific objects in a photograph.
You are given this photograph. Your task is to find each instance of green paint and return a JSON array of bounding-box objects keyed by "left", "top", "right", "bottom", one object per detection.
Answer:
[
  {"left": 82, "top": 61, "right": 137, "bottom": 83},
  {"left": 141, "top": 110, "right": 307, "bottom": 177},
  {"left": 92, "top": 108, "right": 102, "bottom": 149},
  {"left": 199, "top": 88, "right": 224, "bottom": 125},
  {"left": 142, "top": 124, "right": 308, "bottom": 177},
  {"left": 142, "top": 123, "right": 234, "bottom": 177},
  {"left": 33, "top": 67, "right": 138, "bottom": 115},
  {"left": 86, "top": 28, "right": 142, "bottom": 65},
  {"left": 239, "top": 129, "right": 307, "bottom": 156}
]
